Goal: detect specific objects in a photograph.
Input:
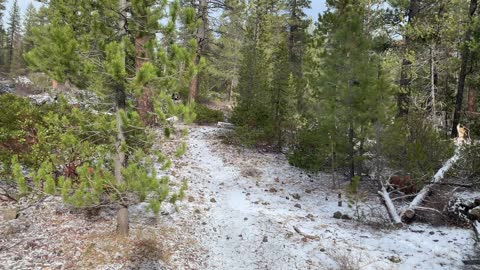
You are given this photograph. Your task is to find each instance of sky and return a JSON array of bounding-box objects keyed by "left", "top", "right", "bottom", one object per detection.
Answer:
[{"left": 5, "top": 0, "right": 327, "bottom": 24}]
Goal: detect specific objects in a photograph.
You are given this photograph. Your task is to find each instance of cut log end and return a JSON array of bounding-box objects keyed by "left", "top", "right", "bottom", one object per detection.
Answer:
[{"left": 402, "top": 209, "right": 416, "bottom": 222}]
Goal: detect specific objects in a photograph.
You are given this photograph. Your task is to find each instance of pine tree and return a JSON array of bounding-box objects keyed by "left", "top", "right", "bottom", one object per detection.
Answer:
[
  {"left": 291, "top": 0, "right": 393, "bottom": 178},
  {"left": 23, "top": 3, "right": 38, "bottom": 54},
  {"left": 286, "top": 0, "right": 311, "bottom": 112},
  {"left": 23, "top": 0, "right": 194, "bottom": 236},
  {"left": 0, "top": 0, "right": 6, "bottom": 70},
  {"left": 271, "top": 39, "right": 296, "bottom": 150},
  {"left": 6, "top": 0, "right": 21, "bottom": 74}
]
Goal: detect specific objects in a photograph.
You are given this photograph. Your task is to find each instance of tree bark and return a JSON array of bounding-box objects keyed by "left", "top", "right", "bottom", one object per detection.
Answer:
[
  {"left": 451, "top": 0, "right": 477, "bottom": 137},
  {"left": 468, "top": 87, "right": 475, "bottom": 113},
  {"left": 397, "top": 0, "right": 420, "bottom": 117},
  {"left": 378, "top": 186, "right": 402, "bottom": 225},
  {"left": 115, "top": 0, "right": 129, "bottom": 236},
  {"left": 117, "top": 204, "right": 129, "bottom": 236},
  {"left": 430, "top": 45, "right": 436, "bottom": 120},
  {"left": 188, "top": 0, "right": 208, "bottom": 103}
]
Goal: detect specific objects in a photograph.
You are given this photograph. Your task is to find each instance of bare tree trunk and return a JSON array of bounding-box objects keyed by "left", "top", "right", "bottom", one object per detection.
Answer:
[
  {"left": 188, "top": 0, "right": 208, "bottom": 103},
  {"left": 331, "top": 139, "right": 337, "bottom": 189},
  {"left": 116, "top": 0, "right": 129, "bottom": 237},
  {"left": 430, "top": 45, "right": 436, "bottom": 120},
  {"left": 348, "top": 124, "right": 355, "bottom": 179},
  {"left": 451, "top": 0, "right": 478, "bottom": 137},
  {"left": 397, "top": 0, "right": 419, "bottom": 117},
  {"left": 468, "top": 87, "right": 476, "bottom": 113},
  {"left": 468, "top": 87, "right": 475, "bottom": 113}
]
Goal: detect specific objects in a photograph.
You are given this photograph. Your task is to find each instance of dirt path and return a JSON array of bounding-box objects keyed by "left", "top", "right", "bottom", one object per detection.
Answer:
[{"left": 171, "top": 125, "right": 476, "bottom": 270}]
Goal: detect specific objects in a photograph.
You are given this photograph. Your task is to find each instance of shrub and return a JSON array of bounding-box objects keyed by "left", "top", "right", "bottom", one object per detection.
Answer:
[
  {"left": 193, "top": 103, "right": 224, "bottom": 124},
  {"left": 379, "top": 112, "right": 454, "bottom": 184}
]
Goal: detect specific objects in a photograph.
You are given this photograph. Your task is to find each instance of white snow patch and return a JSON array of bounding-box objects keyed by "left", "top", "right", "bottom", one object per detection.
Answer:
[{"left": 169, "top": 126, "right": 477, "bottom": 269}]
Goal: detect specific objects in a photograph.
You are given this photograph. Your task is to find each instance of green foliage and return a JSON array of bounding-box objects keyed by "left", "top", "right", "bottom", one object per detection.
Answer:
[
  {"left": 453, "top": 143, "right": 480, "bottom": 184},
  {"left": 379, "top": 113, "right": 454, "bottom": 182},
  {"left": 194, "top": 103, "right": 224, "bottom": 124},
  {"left": 175, "top": 142, "right": 187, "bottom": 158}
]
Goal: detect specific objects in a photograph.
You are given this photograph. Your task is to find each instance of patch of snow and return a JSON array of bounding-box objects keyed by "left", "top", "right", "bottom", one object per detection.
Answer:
[
  {"left": 170, "top": 126, "right": 477, "bottom": 270},
  {"left": 14, "top": 76, "right": 32, "bottom": 85}
]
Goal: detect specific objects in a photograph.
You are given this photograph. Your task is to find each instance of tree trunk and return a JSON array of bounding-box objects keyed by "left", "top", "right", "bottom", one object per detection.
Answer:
[
  {"left": 430, "top": 45, "right": 436, "bottom": 120},
  {"left": 331, "top": 139, "right": 337, "bottom": 189},
  {"left": 348, "top": 124, "right": 355, "bottom": 179},
  {"left": 397, "top": 0, "right": 420, "bottom": 117},
  {"left": 188, "top": 0, "right": 208, "bottom": 103},
  {"left": 117, "top": 204, "right": 129, "bottom": 236},
  {"left": 468, "top": 87, "right": 475, "bottom": 113},
  {"left": 135, "top": 35, "right": 149, "bottom": 70},
  {"left": 451, "top": 0, "right": 477, "bottom": 137},
  {"left": 115, "top": 0, "right": 129, "bottom": 236}
]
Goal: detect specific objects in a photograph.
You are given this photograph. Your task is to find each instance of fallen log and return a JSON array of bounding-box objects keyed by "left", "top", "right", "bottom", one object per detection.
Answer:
[
  {"left": 378, "top": 185, "right": 402, "bottom": 226},
  {"left": 400, "top": 149, "right": 460, "bottom": 221}
]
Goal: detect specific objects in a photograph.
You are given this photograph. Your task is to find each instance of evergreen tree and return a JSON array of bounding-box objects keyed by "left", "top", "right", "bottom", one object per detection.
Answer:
[
  {"left": 23, "top": 0, "right": 194, "bottom": 236},
  {"left": 291, "top": 0, "right": 393, "bottom": 178},
  {"left": 6, "top": 0, "right": 21, "bottom": 74},
  {"left": 23, "top": 3, "right": 38, "bottom": 54},
  {"left": 286, "top": 0, "right": 311, "bottom": 112},
  {"left": 0, "top": 0, "right": 6, "bottom": 70}
]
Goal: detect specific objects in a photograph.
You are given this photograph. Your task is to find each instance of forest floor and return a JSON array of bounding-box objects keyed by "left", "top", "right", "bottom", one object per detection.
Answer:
[{"left": 0, "top": 124, "right": 478, "bottom": 270}]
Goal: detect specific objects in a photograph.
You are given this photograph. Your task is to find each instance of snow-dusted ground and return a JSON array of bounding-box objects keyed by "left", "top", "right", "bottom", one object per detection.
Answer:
[
  {"left": 0, "top": 125, "right": 477, "bottom": 270},
  {"left": 170, "top": 126, "right": 477, "bottom": 270}
]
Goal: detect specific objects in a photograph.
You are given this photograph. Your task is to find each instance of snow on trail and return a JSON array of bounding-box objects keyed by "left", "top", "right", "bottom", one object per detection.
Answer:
[{"left": 170, "top": 126, "right": 476, "bottom": 270}]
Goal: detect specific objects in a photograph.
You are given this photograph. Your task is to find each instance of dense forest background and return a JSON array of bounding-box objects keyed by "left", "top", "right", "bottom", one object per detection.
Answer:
[{"left": 1, "top": 0, "right": 480, "bottom": 233}]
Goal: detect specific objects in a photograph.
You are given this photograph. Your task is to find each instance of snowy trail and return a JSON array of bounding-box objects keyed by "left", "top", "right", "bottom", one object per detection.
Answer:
[{"left": 171, "top": 126, "right": 476, "bottom": 270}]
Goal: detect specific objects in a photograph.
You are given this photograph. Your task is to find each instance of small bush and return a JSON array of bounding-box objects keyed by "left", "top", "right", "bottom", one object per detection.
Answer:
[
  {"left": 379, "top": 112, "right": 454, "bottom": 184},
  {"left": 194, "top": 103, "right": 224, "bottom": 124}
]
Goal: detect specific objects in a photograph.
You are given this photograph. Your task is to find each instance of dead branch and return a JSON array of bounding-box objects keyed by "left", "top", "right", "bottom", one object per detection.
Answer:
[
  {"left": 293, "top": 226, "right": 320, "bottom": 240},
  {"left": 378, "top": 185, "right": 402, "bottom": 225}
]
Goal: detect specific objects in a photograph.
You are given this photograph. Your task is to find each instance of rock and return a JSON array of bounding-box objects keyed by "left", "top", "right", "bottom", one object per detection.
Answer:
[
  {"left": 160, "top": 203, "right": 176, "bottom": 216},
  {"left": 429, "top": 231, "right": 435, "bottom": 235},
  {"left": 262, "top": 236, "right": 268, "bottom": 243},
  {"left": 241, "top": 168, "right": 262, "bottom": 178},
  {"left": 294, "top": 203, "right": 302, "bottom": 209},
  {"left": 306, "top": 214, "right": 315, "bottom": 221},
  {"left": 292, "top": 193, "right": 301, "bottom": 200},
  {"left": 29, "top": 93, "right": 56, "bottom": 105},
  {"left": 341, "top": 214, "right": 352, "bottom": 220},
  {"left": 305, "top": 189, "right": 312, "bottom": 194},
  {"left": 333, "top": 211, "right": 342, "bottom": 219},
  {"left": 269, "top": 187, "right": 277, "bottom": 193},
  {"left": 286, "top": 197, "right": 290, "bottom": 200},
  {"left": 1, "top": 209, "right": 18, "bottom": 221},
  {"left": 166, "top": 116, "right": 179, "bottom": 124},
  {"left": 201, "top": 221, "right": 207, "bottom": 225},
  {"left": 188, "top": 196, "right": 195, "bottom": 202},
  {"left": 244, "top": 217, "right": 248, "bottom": 221},
  {"left": 320, "top": 248, "right": 326, "bottom": 252},
  {"left": 388, "top": 256, "right": 401, "bottom": 263},
  {"left": 210, "top": 198, "right": 217, "bottom": 203},
  {"left": 470, "top": 206, "right": 480, "bottom": 220},
  {"left": 194, "top": 209, "right": 201, "bottom": 214}
]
